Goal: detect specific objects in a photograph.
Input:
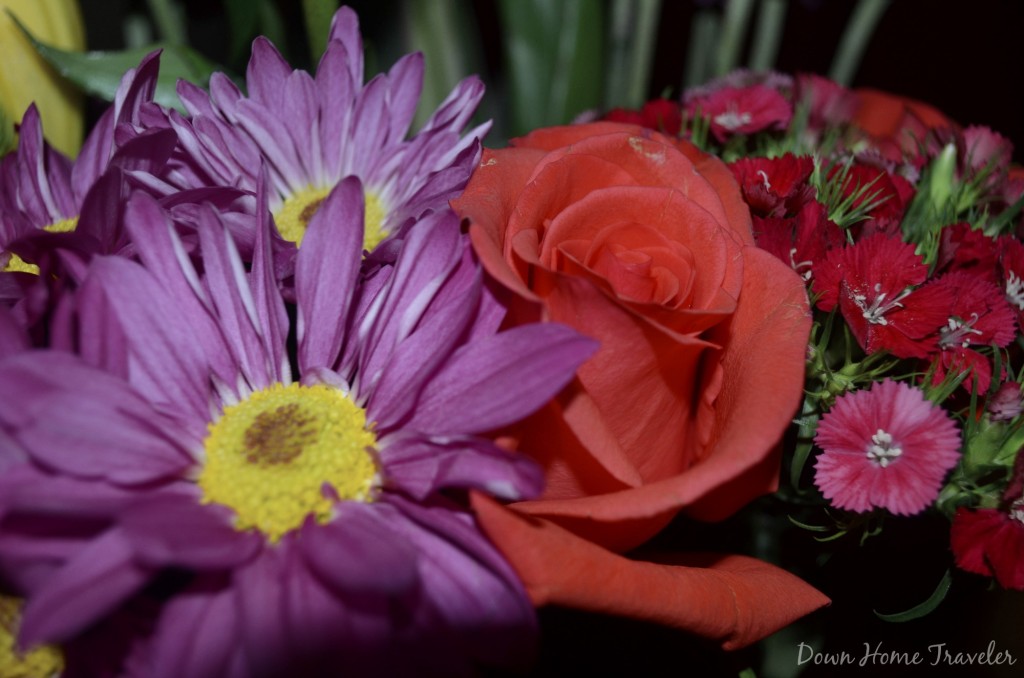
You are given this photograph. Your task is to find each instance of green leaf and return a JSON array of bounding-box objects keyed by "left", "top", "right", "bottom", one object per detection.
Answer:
[
  {"left": 0, "top": 106, "right": 16, "bottom": 158},
  {"left": 498, "top": 0, "right": 604, "bottom": 136},
  {"left": 404, "top": 0, "right": 483, "bottom": 131},
  {"left": 144, "top": 0, "right": 187, "bottom": 45},
  {"left": 9, "top": 11, "right": 219, "bottom": 112},
  {"left": 874, "top": 569, "right": 952, "bottom": 622},
  {"left": 715, "top": 0, "right": 755, "bottom": 77}
]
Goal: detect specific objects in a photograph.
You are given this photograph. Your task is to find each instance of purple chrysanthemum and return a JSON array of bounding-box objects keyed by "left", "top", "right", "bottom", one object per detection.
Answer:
[
  {"left": 813, "top": 379, "right": 962, "bottom": 516},
  {"left": 135, "top": 5, "right": 488, "bottom": 261},
  {"left": 0, "top": 178, "right": 595, "bottom": 676},
  {"left": 0, "top": 53, "right": 172, "bottom": 328}
]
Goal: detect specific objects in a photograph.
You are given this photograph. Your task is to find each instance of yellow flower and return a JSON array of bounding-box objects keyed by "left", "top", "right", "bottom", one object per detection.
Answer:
[{"left": 0, "top": 0, "right": 86, "bottom": 158}]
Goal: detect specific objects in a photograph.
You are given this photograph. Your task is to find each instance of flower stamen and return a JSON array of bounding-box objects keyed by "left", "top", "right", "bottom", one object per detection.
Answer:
[
  {"left": 198, "top": 382, "right": 379, "bottom": 542},
  {"left": 867, "top": 428, "right": 902, "bottom": 467}
]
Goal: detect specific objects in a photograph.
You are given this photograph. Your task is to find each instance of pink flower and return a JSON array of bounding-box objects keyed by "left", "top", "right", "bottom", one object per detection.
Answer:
[
  {"left": 988, "top": 381, "right": 1024, "bottom": 422},
  {"left": 686, "top": 84, "right": 792, "bottom": 143},
  {"left": 814, "top": 380, "right": 961, "bottom": 515}
]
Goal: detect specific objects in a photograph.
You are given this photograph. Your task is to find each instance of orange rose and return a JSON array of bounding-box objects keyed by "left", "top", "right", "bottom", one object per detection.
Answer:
[
  {"left": 852, "top": 88, "right": 956, "bottom": 162},
  {"left": 452, "top": 121, "right": 827, "bottom": 649}
]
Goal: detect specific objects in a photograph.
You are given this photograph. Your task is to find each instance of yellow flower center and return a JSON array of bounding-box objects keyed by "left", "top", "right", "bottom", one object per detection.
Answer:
[
  {"left": 2, "top": 216, "right": 79, "bottom": 275},
  {"left": 198, "top": 382, "right": 378, "bottom": 542},
  {"left": 274, "top": 187, "right": 388, "bottom": 251},
  {"left": 0, "top": 595, "right": 64, "bottom": 678}
]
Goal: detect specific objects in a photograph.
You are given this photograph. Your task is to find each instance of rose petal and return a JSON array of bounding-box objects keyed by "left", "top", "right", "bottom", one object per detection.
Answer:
[{"left": 471, "top": 494, "right": 829, "bottom": 650}]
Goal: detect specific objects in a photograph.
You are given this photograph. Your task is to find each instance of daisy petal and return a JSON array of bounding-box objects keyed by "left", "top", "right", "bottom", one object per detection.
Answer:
[
  {"left": 296, "top": 176, "right": 364, "bottom": 370},
  {"left": 408, "top": 323, "right": 598, "bottom": 435},
  {"left": 20, "top": 528, "right": 152, "bottom": 645}
]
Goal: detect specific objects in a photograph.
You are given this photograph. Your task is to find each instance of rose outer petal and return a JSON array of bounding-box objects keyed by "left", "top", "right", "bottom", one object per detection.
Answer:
[
  {"left": 471, "top": 494, "right": 829, "bottom": 651},
  {"left": 513, "top": 247, "right": 811, "bottom": 548}
]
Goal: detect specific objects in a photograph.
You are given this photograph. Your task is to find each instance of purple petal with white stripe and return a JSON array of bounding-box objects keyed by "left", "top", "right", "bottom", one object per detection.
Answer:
[{"left": 407, "top": 323, "right": 598, "bottom": 435}]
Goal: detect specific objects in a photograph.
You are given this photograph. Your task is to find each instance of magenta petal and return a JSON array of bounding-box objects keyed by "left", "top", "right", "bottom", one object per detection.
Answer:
[
  {"left": 251, "top": 171, "right": 290, "bottom": 384},
  {"left": 234, "top": 548, "right": 293, "bottom": 677},
  {"left": 296, "top": 176, "right": 364, "bottom": 370},
  {"left": 326, "top": 6, "right": 363, "bottom": 84},
  {"left": 366, "top": 263, "right": 481, "bottom": 431},
  {"left": 355, "top": 211, "right": 462, "bottom": 385},
  {"left": 281, "top": 545, "right": 387, "bottom": 675},
  {"left": 0, "top": 352, "right": 195, "bottom": 484},
  {"left": 195, "top": 205, "right": 277, "bottom": 391},
  {"left": 385, "top": 52, "right": 424, "bottom": 144},
  {"left": 380, "top": 434, "right": 543, "bottom": 501},
  {"left": 298, "top": 502, "right": 420, "bottom": 597},
  {"left": 0, "top": 464, "right": 151, "bottom": 520},
  {"left": 147, "top": 576, "right": 245, "bottom": 678},
  {"left": 246, "top": 37, "right": 294, "bottom": 106},
  {"left": 0, "top": 304, "right": 28, "bottom": 357},
  {"left": 407, "top": 323, "right": 598, "bottom": 435},
  {"left": 20, "top": 528, "right": 152, "bottom": 645},
  {"left": 385, "top": 495, "right": 537, "bottom": 672},
  {"left": 120, "top": 494, "right": 261, "bottom": 569}
]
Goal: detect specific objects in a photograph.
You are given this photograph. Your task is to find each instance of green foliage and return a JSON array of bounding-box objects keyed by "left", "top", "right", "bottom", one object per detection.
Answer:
[
  {"left": 9, "top": 11, "right": 217, "bottom": 112},
  {"left": 497, "top": 0, "right": 604, "bottom": 137}
]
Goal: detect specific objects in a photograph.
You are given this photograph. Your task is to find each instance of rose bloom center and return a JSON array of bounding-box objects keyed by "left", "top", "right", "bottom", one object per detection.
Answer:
[
  {"left": 274, "top": 186, "right": 388, "bottom": 250},
  {"left": 198, "top": 382, "right": 378, "bottom": 542}
]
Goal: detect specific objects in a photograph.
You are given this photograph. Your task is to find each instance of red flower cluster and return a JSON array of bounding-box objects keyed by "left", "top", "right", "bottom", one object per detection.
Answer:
[{"left": 604, "top": 72, "right": 1024, "bottom": 595}]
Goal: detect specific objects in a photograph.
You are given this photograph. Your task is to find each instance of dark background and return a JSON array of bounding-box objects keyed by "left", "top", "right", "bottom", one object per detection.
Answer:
[{"left": 79, "top": 0, "right": 1024, "bottom": 159}]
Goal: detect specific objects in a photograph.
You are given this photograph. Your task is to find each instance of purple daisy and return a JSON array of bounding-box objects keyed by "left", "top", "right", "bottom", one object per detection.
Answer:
[
  {"left": 136, "top": 5, "right": 488, "bottom": 261},
  {"left": 0, "top": 178, "right": 595, "bottom": 676},
  {"left": 0, "top": 52, "right": 175, "bottom": 328},
  {"left": 813, "top": 379, "right": 962, "bottom": 516}
]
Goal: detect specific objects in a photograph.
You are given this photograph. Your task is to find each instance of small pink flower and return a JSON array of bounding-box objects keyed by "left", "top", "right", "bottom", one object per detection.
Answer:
[
  {"left": 814, "top": 380, "right": 961, "bottom": 515},
  {"left": 687, "top": 84, "right": 792, "bottom": 142}
]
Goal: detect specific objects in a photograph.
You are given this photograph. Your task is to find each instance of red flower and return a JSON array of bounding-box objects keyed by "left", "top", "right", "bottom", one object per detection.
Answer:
[
  {"left": 936, "top": 223, "right": 1002, "bottom": 284},
  {"left": 729, "top": 154, "right": 815, "bottom": 217},
  {"left": 829, "top": 163, "right": 915, "bottom": 237},
  {"left": 926, "top": 272, "right": 1017, "bottom": 393},
  {"left": 1000, "top": 238, "right": 1024, "bottom": 329},
  {"left": 605, "top": 99, "right": 682, "bottom": 136},
  {"left": 951, "top": 506, "right": 1024, "bottom": 590},
  {"left": 686, "top": 84, "right": 792, "bottom": 142},
  {"left": 753, "top": 200, "right": 843, "bottom": 283},
  {"left": 812, "top": 234, "right": 950, "bottom": 358}
]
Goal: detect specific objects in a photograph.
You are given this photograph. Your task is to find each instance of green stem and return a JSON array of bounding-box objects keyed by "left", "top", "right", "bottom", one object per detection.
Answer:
[
  {"left": 748, "top": 0, "right": 787, "bottom": 72},
  {"left": 606, "top": 0, "right": 663, "bottom": 108},
  {"left": 684, "top": 10, "right": 719, "bottom": 88},
  {"left": 714, "top": 0, "right": 755, "bottom": 77},
  {"left": 829, "top": 0, "right": 891, "bottom": 85},
  {"left": 144, "top": 0, "right": 186, "bottom": 44},
  {"left": 302, "top": 0, "right": 341, "bottom": 65}
]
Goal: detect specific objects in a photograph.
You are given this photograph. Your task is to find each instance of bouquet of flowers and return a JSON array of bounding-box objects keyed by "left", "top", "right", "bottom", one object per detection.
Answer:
[{"left": 0, "top": 1, "right": 1020, "bottom": 676}]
